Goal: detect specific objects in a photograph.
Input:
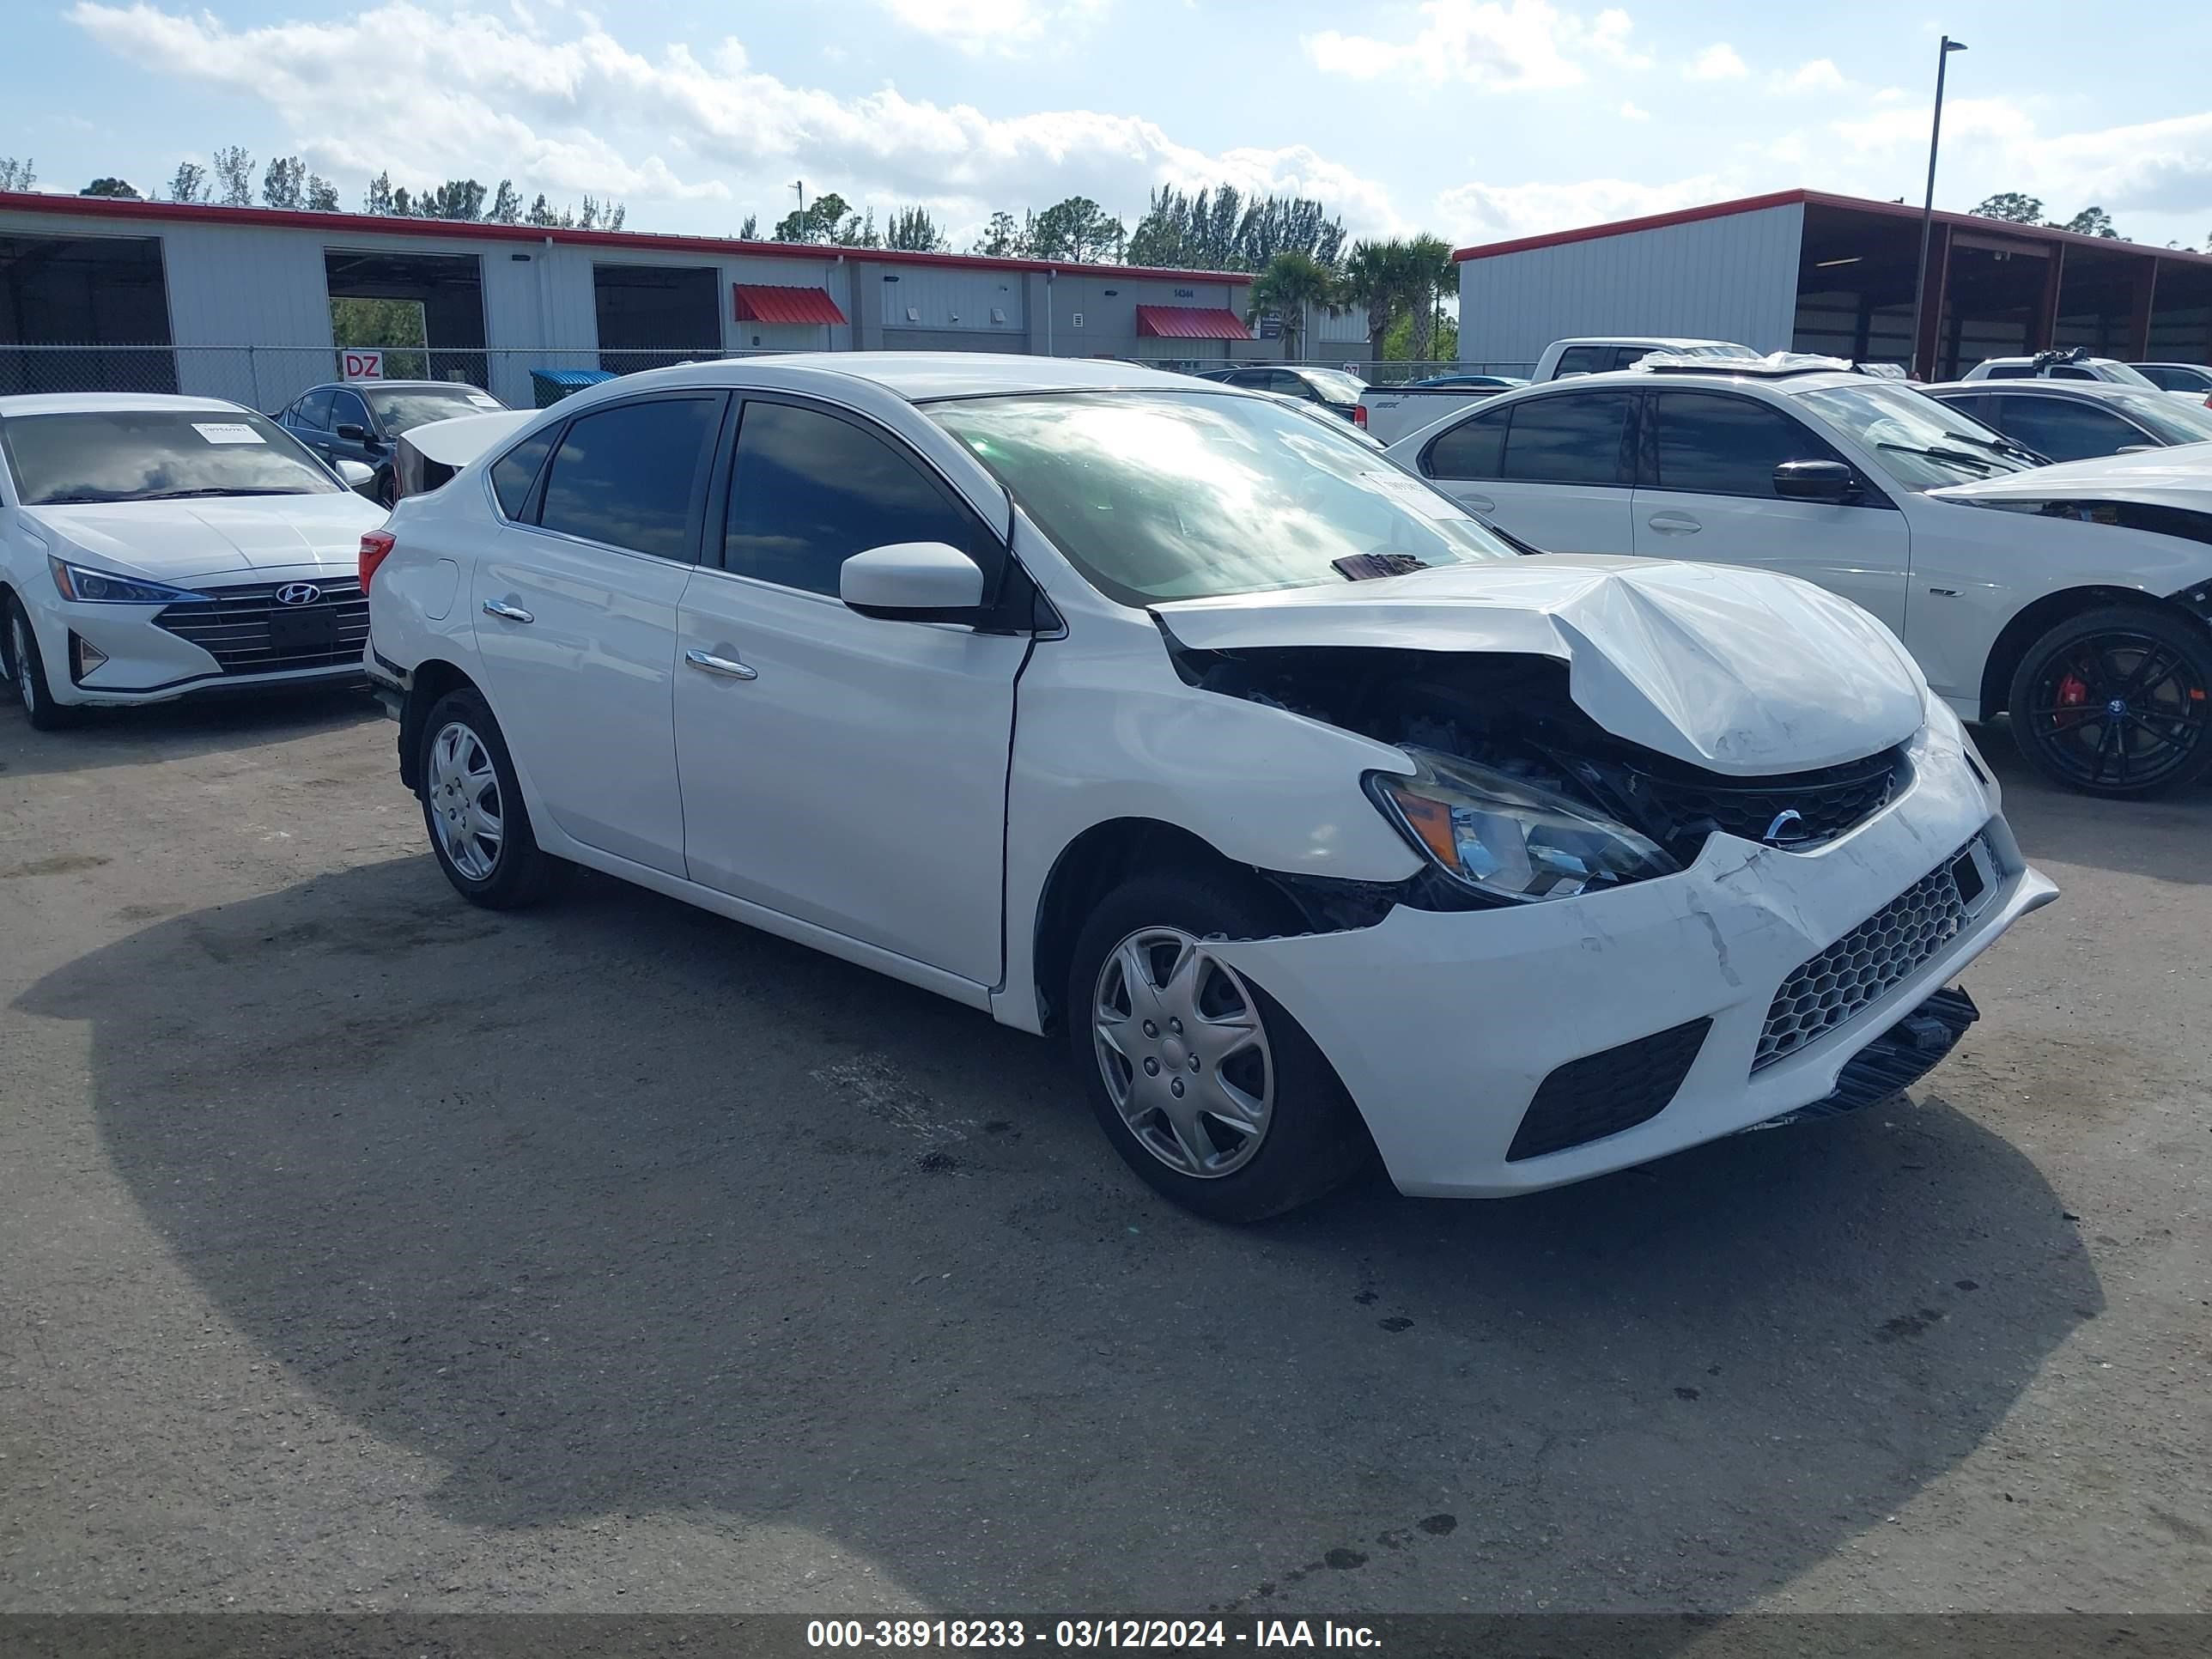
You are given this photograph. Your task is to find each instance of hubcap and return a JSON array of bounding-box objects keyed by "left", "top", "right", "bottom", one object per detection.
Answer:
[
  {"left": 2028, "top": 631, "right": 2209, "bottom": 790},
  {"left": 11, "top": 618, "right": 33, "bottom": 714},
  {"left": 427, "top": 720, "right": 504, "bottom": 881},
  {"left": 1093, "top": 926, "right": 1273, "bottom": 1179}
]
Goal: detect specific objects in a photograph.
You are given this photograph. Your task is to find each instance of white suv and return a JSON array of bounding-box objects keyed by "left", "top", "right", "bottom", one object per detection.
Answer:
[
  {"left": 1389, "top": 358, "right": 2212, "bottom": 796},
  {"left": 362, "top": 354, "right": 2051, "bottom": 1219}
]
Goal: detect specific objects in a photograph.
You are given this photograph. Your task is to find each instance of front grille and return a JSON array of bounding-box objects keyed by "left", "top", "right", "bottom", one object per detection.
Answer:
[
  {"left": 1507, "top": 1016, "right": 1711, "bottom": 1162},
  {"left": 1754, "top": 838, "right": 1990, "bottom": 1072},
  {"left": 1601, "top": 746, "right": 1906, "bottom": 860},
  {"left": 155, "top": 578, "right": 368, "bottom": 676}
]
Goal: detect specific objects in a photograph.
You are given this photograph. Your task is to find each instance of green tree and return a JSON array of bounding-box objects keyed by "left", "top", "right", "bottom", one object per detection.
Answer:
[
  {"left": 306, "top": 174, "right": 338, "bottom": 212},
  {"left": 525, "top": 192, "right": 556, "bottom": 227},
  {"left": 1342, "top": 239, "right": 1411, "bottom": 354},
  {"left": 738, "top": 213, "right": 760, "bottom": 240},
  {"left": 1972, "top": 192, "right": 2045, "bottom": 223},
  {"left": 2063, "top": 205, "right": 2119, "bottom": 238},
  {"left": 0, "top": 156, "right": 35, "bottom": 192},
  {"left": 365, "top": 172, "right": 396, "bottom": 216},
  {"left": 1382, "top": 310, "right": 1458, "bottom": 362},
  {"left": 165, "top": 161, "right": 208, "bottom": 204},
  {"left": 969, "top": 210, "right": 1021, "bottom": 257},
  {"left": 774, "top": 191, "right": 854, "bottom": 243},
  {"left": 1401, "top": 234, "right": 1455, "bottom": 361},
  {"left": 391, "top": 185, "right": 416, "bottom": 217},
  {"left": 331, "top": 296, "right": 429, "bottom": 379},
  {"left": 423, "top": 179, "right": 488, "bottom": 221},
  {"left": 261, "top": 155, "right": 305, "bottom": 209},
  {"left": 487, "top": 180, "right": 521, "bottom": 224},
  {"left": 1125, "top": 185, "right": 1345, "bottom": 270},
  {"left": 80, "top": 177, "right": 140, "bottom": 198},
  {"left": 1246, "top": 251, "right": 1339, "bottom": 358},
  {"left": 1027, "top": 196, "right": 1124, "bottom": 264},
  {"left": 211, "top": 145, "right": 254, "bottom": 207},
  {"left": 886, "top": 206, "right": 947, "bottom": 252}
]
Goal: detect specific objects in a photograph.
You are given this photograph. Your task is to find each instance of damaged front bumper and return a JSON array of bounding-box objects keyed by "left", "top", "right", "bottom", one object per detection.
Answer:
[{"left": 1211, "top": 736, "right": 2056, "bottom": 1199}]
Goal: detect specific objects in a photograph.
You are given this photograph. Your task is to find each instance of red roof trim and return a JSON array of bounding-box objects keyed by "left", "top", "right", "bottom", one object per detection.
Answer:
[
  {"left": 733, "top": 283, "right": 848, "bottom": 325},
  {"left": 1452, "top": 186, "right": 2212, "bottom": 268},
  {"left": 0, "top": 191, "right": 1253, "bottom": 284},
  {"left": 1134, "top": 304, "right": 1254, "bottom": 341}
]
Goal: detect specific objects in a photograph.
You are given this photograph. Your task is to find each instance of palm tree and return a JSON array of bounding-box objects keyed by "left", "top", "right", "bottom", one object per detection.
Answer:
[
  {"left": 1248, "top": 251, "right": 1339, "bottom": 359},
  {"left": 1343, "top": 240, "right": 1410, "bottom": 357},
  {"left": 1402, "top": 235, "right": 1455, "bottom": 362}
]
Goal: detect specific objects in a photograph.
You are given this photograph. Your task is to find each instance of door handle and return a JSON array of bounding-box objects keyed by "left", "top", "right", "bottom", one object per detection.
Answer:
[
  {"left": 685, "top": 647, "right": 757, "bottom": 681},
  {"left": 1646, "top": 513, "right": 1702, "bottom": 535},
  {"left": 481, "top": 599, "right": 535, "bottom": 623}
]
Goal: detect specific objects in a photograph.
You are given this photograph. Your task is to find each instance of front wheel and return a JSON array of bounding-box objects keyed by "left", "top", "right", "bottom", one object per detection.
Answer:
[
  {"left": 2006, "top": 606, "right": 2212, "bottom": 798},
  {"left": 5, "top": 598, "right": 74, "bottom": 732},
  {"left": 417, "top": 688, "right": 562, "bottom": 908},
  {"left": 1066, "top": 872, "right": 1372, "bottom": 1222}
]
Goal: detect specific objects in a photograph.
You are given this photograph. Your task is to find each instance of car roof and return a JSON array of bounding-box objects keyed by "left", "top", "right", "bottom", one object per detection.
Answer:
[
  {"left": 304, "top": 380, "right": 483, "bottom": 393},
  {"left": 1929, "top": 380, "right": 2160, "bottom": 400},
  {"left": 1490, "top": 365, "right": 1867, "bottom": 398},
  {"left": 552, "top": 351, "right": 1241, "bottom": 405},
  {"left": 0, "top": 392, "right": 248, "bottom": 417},
  {"left": 1548, "top": 336, "right": 1731, "bottom": 348}
]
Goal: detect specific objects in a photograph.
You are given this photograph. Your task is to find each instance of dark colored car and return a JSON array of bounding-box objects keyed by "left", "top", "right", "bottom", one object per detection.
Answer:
[
  {"left": 273, "top": 380, "right": 508, "bottom": 506},
  {"left": 1926, "top": 380, "right": 2212, "bottom": 465},
  {"left": 1198, "top": 365, "right": 1368, "bottom": 422}
]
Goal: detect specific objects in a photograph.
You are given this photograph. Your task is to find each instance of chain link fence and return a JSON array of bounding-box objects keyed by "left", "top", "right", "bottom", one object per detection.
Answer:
[{"left": 1, "top": 343, "right": 1536, "bottom": 412}]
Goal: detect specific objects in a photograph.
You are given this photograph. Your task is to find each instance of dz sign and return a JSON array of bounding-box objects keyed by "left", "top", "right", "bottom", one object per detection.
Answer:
[{"left": 340, "top": 349, "right": 386, "bottom": 381}]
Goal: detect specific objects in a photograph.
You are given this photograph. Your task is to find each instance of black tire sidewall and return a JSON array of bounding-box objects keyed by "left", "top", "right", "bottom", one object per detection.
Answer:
[
  {"left": 5, "top": 597, "right": 70, "bottom": 731},
  {"left": 1065, "top": 872, "right": 1371, "bottom": 1223},
  {"left": 417, "top": 688, "right": 555, "bottom": 907},
  {"left": 2007, "top": 605, "right": 2212, "bottom": 798}
]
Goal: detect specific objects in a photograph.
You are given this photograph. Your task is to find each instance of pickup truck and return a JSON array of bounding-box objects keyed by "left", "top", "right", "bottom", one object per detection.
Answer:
[{"left": 1357, "top": 383, "right": 1513, "bottom": 446}]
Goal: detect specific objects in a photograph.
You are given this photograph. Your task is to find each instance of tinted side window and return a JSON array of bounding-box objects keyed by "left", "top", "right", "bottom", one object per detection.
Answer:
[
  {"left": 1498, "top": 392, "right": 1632, "bottom": 486},
  {"left": 1553, "top": 346, "right": 1607, "bottom": 377},
  {"left": 1650, "top": 392, "right": 1843, "bottom": 496},
  {"left": 295, "top": 390, "right": 334, "bottom": 431},
  {"left": 1608, "top": 346, "right": 1656, "bottom": 371},
  {"left": 1985, "top": 396, "right": 2147, "bottom": 463},
  {"left": 1981, "top": 364, "right": 2032, "bottom": 380},
  {"left": 1936, "top": 392, "right": 1990, "bottom": 423},
  {"left": 329, "top": 389, "right": 370, "bottom": 433},
  {"left": 1425, "top": 409, "right": 1509, "bottom": 480},
  {"left": 536, "top": 397, "right": 720, "bottom": 559},
  {"left": 490, "top": 428, "right": 556, "bottom": 520},
  {"left": 725, "top": 401, "right": 991, "bottom": 598},
  {"left": 2050, "top": 366, "right": 2096, "bottom": 380}
]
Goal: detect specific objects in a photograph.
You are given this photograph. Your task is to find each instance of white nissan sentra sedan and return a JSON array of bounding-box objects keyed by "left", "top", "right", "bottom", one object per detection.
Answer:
[
  {"left": 362, "top": 355, "right": 2056, "bottom": 1221},
  {"left": 0, "top": 393, "right": 387, "bottom": 728}
]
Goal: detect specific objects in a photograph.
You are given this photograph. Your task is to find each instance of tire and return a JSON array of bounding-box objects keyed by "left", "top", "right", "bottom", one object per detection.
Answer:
[
  {"left": 1065, "top": 872, "right": 1372, "bottom": 1222},
  {"left": 5, "top": 597, "right": 75, "bottom": 732},
  {"left": 373, "top": 468, "right": 397, "bottom": 509},
  {"left": 416, "top": 687, "right": 562, "bottom": 908},
  {"left": 2006, "top": 605, "right": 2212, "bottom": 799}
]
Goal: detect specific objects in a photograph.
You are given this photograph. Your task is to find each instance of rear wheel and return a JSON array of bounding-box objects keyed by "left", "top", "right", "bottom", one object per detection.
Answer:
[
  {"left": 1066, "top": 872, "right": 1371, "bottom": 1222},
  {"left": 2006, "top": 606, "right": 2212, "bottom": 798},
  {"left": 417, "top": 688, "right": 562, "bottom": 908},
  {"left": 4, "top": 597, "right": 74, "bottom": 732}
]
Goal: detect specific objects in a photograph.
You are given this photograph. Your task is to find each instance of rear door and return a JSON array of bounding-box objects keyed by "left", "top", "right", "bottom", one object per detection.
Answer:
[
  {"left": 285, "top": 390, "right": 335, "bottom": 457},
  {"left": 1631, "top": 388, "right": 1911, "bottom": 634},
  {"left": 672, "top": 397, "right": 1029, "bottom": 986},
  {"left": 469, "top": 392, "right": 725, "bottom": 876},
  {"left": 1413, "top": 389, "right": 1637, "bottom": 554}
]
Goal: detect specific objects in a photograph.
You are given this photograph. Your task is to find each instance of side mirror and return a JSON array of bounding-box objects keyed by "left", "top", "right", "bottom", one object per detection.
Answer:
[
  {"left": 1773, "top": 459, "right": 1860, "bottom": 503},
  {"left": 334, "top": 422, "right": 369, "bottom": 441},
  {"left": 841, "top": 542, "right": 985, "bottom": 623},
  {"left": 335, "top": 459, "right": 377, "bottom": 492}
]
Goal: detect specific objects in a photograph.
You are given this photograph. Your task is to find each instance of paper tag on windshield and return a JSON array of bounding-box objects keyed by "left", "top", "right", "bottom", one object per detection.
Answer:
[
  {"left": 466, "top": 394, "right": 501, "bottom": 410},
  {"left": 192, "top": 422, "right": 264, "bottom": 445},
  {"left": 1362, "top": 469, "right": 1470, "bottom": 520}
]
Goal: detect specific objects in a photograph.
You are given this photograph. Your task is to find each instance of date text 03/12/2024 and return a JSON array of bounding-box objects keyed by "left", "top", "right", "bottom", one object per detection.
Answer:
[{"left": 805, "top": 1620, "right": 1382, "bottom": 1649}]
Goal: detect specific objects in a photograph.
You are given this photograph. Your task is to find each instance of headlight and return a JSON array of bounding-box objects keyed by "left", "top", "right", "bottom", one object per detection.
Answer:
[
  {"left": 1368, "top": 747, "right": 1679, "bottom": 903},
  {"left": 49, "top": 558, "right": 208, "bottom": 605}
]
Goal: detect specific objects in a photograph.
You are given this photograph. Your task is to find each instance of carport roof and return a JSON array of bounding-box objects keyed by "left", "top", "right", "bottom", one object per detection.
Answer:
[
  {"left": 1452, "top": 188, "right": 2212, "bottom": 269},
  {"left": 1135, "top": 305, "right": 1254, "bottom": 340}
]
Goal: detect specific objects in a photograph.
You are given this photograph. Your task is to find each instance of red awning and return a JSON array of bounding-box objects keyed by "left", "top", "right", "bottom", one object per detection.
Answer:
[
  {"left": 1135, "top": 304, "right": 1253, "bottom": 341},
  {"left": 732, "top": 283, "right": 848, "bottom": 325}
]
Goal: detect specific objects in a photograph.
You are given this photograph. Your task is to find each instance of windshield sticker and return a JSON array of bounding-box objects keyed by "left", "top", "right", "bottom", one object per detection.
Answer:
[
  {"left": 191, "top": 422, "right": 266, "bottom": 445},
  {"left": 1361, "top": 469, "right": 1471, "bottom": 520},
  {"left": 466, "top": 394, "right": 501, "bottom": 410}
]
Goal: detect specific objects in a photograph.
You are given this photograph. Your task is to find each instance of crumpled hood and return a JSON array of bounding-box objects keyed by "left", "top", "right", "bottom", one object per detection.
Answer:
[
  {"left": 1930, "top": 442, "right": 2212, "bottom": 511},
  {"left": 27, "top": 492, "right": 386, "bottom": 582},
  {"left": 1154, "top": 554, "right": 1926, "bottom": 775}
]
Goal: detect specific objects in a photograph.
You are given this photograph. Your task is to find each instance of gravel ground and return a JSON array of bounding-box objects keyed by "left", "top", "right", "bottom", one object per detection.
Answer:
[{"left": 0, "top": 689, "right": 2205, "bottom": 1617}]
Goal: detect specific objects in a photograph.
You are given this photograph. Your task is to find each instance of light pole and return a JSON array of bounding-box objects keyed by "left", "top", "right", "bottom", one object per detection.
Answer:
[{"left": 1908, "top": 35, "right": 1967, "bottom": 380}]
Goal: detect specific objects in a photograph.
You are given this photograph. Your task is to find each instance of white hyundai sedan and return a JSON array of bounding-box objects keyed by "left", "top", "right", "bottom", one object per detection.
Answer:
[
  {"left": 0, "top": 393, "right": 387, "bottom": 728},
  {"left": 363, "top": 355, "right": 2055, "bottom": 1221}
]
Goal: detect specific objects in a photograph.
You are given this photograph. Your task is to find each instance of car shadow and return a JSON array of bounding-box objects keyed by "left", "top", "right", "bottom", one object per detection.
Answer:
[
  {"left": 21, "top": 856, "right": 2100, "bottom": 1613},
  {"left": 1976, "top": 719, "right": 2211, "bottom": 887},
  {"left": 0, "top": 685, "right": 383, "bottom": 781}
]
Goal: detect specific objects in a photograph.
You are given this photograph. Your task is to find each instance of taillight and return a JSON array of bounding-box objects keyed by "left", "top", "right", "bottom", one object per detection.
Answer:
[
  {"left": 1352, "top": 404, "right": 1369, "bottom": 428},
  {"left": 359, "top": 530, "right": 397, "bottom": 594}
]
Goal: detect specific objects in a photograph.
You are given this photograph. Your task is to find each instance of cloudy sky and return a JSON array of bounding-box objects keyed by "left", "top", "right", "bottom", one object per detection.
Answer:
[{"left": 9, "top": 0, "right": 2212, "bottom": 252}]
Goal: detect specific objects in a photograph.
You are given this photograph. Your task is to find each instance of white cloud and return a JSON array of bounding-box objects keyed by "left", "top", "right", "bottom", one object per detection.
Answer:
[
  {"left": 1305, "top": 0, "right": 1650, "bottom": 91},
  {"left": 878, "top": 0, "right": 1107, "bottom": 56},
  {"left": 1872, "top": 86, "right": 1907, "bottom": 103},
  {"left": 1619, "top": 101, "right": 1649, "bottom": 120},
  {"left": 1437, "top": 173, "right": 1736, "bottom": 242},
  {"left": 68, "top": 2, "right": 1407, "bottom": 237},
  {"left": 1686, "top": 43, "right": 1747, "bottom": 81},
  {"left": 1774, "top": 58, "right": 1846, "bottom": 93}
]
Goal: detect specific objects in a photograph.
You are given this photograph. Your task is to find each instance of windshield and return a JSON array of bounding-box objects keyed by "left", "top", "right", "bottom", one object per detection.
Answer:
[
  {"left": 1301, "top": 368, "right": 1367, "bottom": 402},
  {"left": 931, "top": 391, "right": 1520, "bottom": 606},
  {"left": 367, "top": 385, "right": 503, "bottom": 434},
  {"left": 2104, "top": 392, "right": 2212, "bottom": 445},
  {"left": 0, "top": 409, "right": 340, "bottom": 506},
  {"left": 2092, "top": 362, "right": 2160, "bottom": 390},
  {"left": 1792, "top": 383, "right": 2038, "bottom": 490}
]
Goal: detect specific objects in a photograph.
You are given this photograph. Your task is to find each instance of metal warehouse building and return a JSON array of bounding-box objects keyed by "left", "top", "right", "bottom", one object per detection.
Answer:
[
  {"left": 0, "top": 191, "right": 1299, "bottom": 412},
  {"left": 1456, "top": 187, "right": 2212, "bottom": 379}
]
